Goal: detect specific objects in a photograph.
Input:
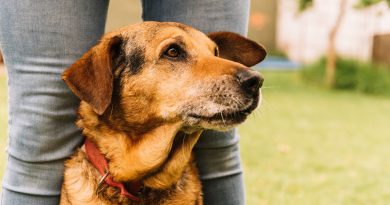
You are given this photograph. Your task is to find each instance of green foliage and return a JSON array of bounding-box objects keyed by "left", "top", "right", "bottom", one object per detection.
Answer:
[
  {"left": 334, "top": 58, "right": 359, "bottom": 89},
  {"left": 301, "top": 57, "right": 390, "bottom": 96},
  {"left": 356, "top": 0, "right": 390, "bottom": 7},
  {"left": 298, "top": 0, "right": 390, "bottom": 11},
  {"left": 268, "top": 50, "right": 288, "bottom": 58},
  {"left": 357, "top": 64, "right": 390, "bottom": 95},
  {"left": 301, "top": 57, "right": 326, "bottom": 86},
  {"left": 298, "top": 0, "right": 313, "bottom": 11}
]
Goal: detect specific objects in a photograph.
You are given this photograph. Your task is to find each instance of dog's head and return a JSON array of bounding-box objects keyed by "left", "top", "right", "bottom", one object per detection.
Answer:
[{"left": 63, "top": 22, "right": 266, "bottom": 132}]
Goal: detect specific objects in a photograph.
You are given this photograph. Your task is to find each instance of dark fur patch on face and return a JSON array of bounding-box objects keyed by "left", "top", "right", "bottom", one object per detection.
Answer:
[
  {"left": 128, "top": 46, "right": 145, "bottom": 74},
  {"left": 109, "top": 40, "right": 147, "bottom": 131},
  {"left": 114, "top": 39, "right": 145, "bottom": 77}
]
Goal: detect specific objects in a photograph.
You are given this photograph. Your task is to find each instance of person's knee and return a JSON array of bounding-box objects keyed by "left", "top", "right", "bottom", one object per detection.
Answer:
[
  {"left": 1, "top": 188, "right": 60, "bottom": 205},
  {"left": 2, "top": 156, "right": 64, "bottom": 197}
]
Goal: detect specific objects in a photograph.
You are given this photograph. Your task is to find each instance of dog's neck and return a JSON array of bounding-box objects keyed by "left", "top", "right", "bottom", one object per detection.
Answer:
[{"left": 76, "top": 102, "right": 202, "bottom": 190}]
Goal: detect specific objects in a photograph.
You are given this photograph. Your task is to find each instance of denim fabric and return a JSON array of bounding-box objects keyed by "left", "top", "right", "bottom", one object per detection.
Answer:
[
  {"left": 0, "top": 0, "right": 250, "bottom": 204},
  {"left": 201, "top": 174, "right": 245, "bottom": 205},
  {"left": 0, "top": 0, "right": 109, "bottom": 203},
  {"left": 141, "top": 0, "right": 250, "bottom": 35}
]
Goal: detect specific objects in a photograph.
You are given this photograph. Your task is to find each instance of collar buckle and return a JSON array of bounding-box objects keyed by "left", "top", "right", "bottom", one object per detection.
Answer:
[{"left": 96, "top": 170, "right": 110, "bottom": 195}]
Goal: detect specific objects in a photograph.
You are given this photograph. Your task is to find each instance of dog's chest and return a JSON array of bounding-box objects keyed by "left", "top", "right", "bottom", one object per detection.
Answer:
[{"left": 61, "top": 150, "right": 203, "bottom": 205}]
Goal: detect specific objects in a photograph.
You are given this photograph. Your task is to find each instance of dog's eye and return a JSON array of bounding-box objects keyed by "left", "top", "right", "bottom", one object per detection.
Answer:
[{"left": 164, "top": 46, "right": 180, "bottom": 58}]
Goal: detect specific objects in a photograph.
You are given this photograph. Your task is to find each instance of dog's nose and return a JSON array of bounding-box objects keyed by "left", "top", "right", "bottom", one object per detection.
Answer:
[{"left": 236, "top": 69, "right": 264, "bottom": 94}]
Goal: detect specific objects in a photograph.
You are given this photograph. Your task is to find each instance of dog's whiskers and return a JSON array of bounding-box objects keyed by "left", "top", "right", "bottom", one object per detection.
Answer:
[
  {"left": 231, "top": 96, "right": 245, "bottom": 108},
  {"left": 220, "top": 112, "right": 226, "bottom": 125}
]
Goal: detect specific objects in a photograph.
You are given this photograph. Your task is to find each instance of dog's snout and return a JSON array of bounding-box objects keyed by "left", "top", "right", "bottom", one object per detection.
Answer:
[{"left": 236, "top": 69, "right": 263, "bottom": 94}]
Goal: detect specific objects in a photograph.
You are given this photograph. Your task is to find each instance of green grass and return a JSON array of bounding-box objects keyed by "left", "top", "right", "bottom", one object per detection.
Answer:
[
  {"left": 240, "top": 71, "right": 390, "bottom": 205},
  {"left": 1, "top": 72, "right": 390, "bottom": 204}
]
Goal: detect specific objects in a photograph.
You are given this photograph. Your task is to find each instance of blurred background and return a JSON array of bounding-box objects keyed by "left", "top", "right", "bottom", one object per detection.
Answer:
[{"left": 1, "top": 0, "right": 390, "bottom": 204}]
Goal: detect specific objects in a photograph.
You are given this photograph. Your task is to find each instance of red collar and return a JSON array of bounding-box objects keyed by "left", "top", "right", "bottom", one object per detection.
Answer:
[{"left": 84, "top": 138, "right": 142, "bottom": 202}]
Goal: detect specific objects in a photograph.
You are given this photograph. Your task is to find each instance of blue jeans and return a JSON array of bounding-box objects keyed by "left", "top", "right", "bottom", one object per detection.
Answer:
[{"left": 0, "top": 0, "right": 250, "bottom": 204}]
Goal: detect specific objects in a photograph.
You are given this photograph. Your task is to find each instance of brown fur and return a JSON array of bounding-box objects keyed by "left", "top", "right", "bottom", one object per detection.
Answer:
[{"left": 61, "top": 22, "right": 266, "bottom": 205}]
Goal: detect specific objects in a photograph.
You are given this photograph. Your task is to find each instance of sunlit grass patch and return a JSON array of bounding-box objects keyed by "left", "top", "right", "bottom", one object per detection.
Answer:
[{"left": 240, "top": 71, "right": 390, "bottom": 205}]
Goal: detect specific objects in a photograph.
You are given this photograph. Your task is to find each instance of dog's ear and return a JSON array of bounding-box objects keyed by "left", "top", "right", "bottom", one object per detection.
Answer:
[
  {"left": 208, "top": 32, "right": 267, "bottom": 67},
  {"left": 62, "top": 35, "right": 122, "bottom": 115}
]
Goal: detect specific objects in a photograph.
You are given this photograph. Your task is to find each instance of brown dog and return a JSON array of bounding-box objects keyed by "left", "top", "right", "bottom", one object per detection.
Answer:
[{"left": 60, "top": 21, "right": 266, "bottom": 205}]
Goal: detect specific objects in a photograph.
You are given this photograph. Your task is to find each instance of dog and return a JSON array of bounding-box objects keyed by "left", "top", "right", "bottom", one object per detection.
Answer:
[{"left": 60, "top": 21, "right": 266, "bottom": 205}]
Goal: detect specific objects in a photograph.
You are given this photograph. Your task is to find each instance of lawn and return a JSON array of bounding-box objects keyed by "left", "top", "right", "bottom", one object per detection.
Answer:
[
  {"left": 1, "top": 71, "right": 390, "bottom": 204},
  {"left": 240, "top": 71, "right": 390, "bottom": 205}
]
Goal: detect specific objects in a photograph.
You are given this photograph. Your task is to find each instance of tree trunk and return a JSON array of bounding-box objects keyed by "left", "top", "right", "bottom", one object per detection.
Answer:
[{"left": 326, "top": 0, "right": 347, "bottom": 88}]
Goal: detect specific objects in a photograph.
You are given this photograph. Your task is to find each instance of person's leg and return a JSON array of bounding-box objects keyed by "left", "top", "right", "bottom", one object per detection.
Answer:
[
  {"left": 0, "top": 0, "right": 109, "bottom": 204},
  {"left": 142, "top": 0, "right": 250, "bottom": 204},
  {"left": 192, "top": 130, "right": 245, "bottom": 205}
]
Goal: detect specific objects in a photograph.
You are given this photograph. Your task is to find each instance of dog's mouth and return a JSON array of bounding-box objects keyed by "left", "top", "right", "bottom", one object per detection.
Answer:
[
  {"left": 188, "top": 106, "right": 252, "bottom": 123},
  {"left": 186, "top": 97, "right": 259, "bottom": 128}
]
